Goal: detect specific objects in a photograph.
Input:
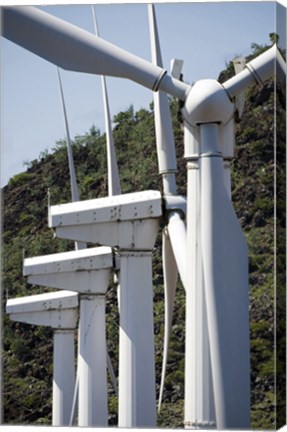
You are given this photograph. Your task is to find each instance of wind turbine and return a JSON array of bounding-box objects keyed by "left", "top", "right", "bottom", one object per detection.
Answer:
[
  {"left": 56, "top": 64, "right": 118, "bottom": 406},
  {"left": 148, "top": 6, "right": 215, "bottom": 427},
  {"left": 90, "top": 4, "right": 122, "bottom": 312},
  {"left": 147, "top": 3, "right": 186, "bottom": 412},
  {"left": 48, "top": 190, "right": 162, "bottom": 427},
  {"left": 5, "top": 61, "right": 119, "bottom": 427},
  {"left": 3, "top": 5, "right": 286, "bottom": 429},
  {"left": 22, "top": 246, "right": 114, "bottom": 426},
  {"left": 6, "top": 290, "right": 78, "bottom": 426},
  {"left": 91, "top": 5, "right": 121, "bottom": 198}
]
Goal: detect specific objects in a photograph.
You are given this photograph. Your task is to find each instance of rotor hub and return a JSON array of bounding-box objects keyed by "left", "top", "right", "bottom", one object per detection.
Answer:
[{"left": 182, "top": 79, "right": 234, "bottom": 127}]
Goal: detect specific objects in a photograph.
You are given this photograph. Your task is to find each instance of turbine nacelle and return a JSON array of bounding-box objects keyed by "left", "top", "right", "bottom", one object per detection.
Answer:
[{"left": 6, "top": 290, "right": 79, "bottom": 329}]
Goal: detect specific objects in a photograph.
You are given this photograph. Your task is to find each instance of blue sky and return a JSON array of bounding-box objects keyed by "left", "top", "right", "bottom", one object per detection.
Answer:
[{"left": 1, "top": 1, "right": 279, "bottom": 186}]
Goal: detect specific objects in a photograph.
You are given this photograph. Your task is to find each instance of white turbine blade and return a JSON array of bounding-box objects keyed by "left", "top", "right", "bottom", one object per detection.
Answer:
[
  {"left": 2, "top": 6, "right": 188, "bottom": 100},
  {"left": 158, "top": 230, "right": 178, "bottom": 412},
  {"left": 91, "top": 6, "right": 121, "bottom": 197},
  {"left": 148, "top": 5, "right": 181, "bottom": 410},
  {"left": 69, "top": 364, "right": 79, "bottom": 425},
  {"left": 56, "top": 67, "right": 86, "bottom": 251},
  {"left": 101, "top": 76, "right": 121, "bottom": 196},
  {"left": 148, "top": 8, "right": 188, "bottom": 412},
  {"left": 148, "top": 3, "right": 177, "bottom": 193},
  {"left": 107, "top": 350, "right": 118, "bottom": 397},
  {"left": 157, "top": 212, "right": 186, "bottom": 413},
  {"left": 148, "top": 3, "right": 187, "bottom": 286},
  {"left": 200, "top": 124, "right": 250, "bottom": 429},
  {"left": 91, "top": 5, "right": 120, "bottom": 397},
  {"left": 57, "top": 67, "right": 79, "bottom": 203},
  {"left": 166, "top": 212, "right": 187, "bottom": 289},
  {"left": 223, "top": 44, "right": 286, "bottom": 98}
]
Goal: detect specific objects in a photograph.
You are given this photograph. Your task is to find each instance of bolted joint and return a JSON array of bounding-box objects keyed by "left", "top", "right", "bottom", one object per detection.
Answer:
[{"left": 181, "top": 79, "right": 234, "bottom": 127}]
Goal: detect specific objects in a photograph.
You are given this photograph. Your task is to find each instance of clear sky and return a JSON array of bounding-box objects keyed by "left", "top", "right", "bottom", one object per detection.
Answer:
[{"left": 1, "top": 1, "right": 277, "bottom": 186}]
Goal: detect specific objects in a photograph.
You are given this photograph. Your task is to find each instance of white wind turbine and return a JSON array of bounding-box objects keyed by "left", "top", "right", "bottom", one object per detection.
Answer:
[
  {"left": 148, "top": 6, "right": 215, "bottom": 427},
  {"left": 6, "top": 290, "right": 78, "bottom": 426},
  {"left": 91, "top": 5, "right": 121, "bottom": 198},
  {"left": 22, "top": 246, "right": 114, "bottom": 427},
  {"left": 5, "top": 59, "right": 120, "bottom": 428},
  {"left": 6, "top": 36, "right": 121, "bottom": 428},
  {"left": 49, "top": 7, "right": 163, "bottom": 423},
  {"left": 48, "top": 190, "right": 162, "bottom": 427},
  {"left": 56, "top": 64, "right": 118, "bottom": 408},
  {"left": 3, "top": 5, "right": 286, "bottom": 429},
  {"left": 147, "top": 3, "right": 187, "bottom": 412}
]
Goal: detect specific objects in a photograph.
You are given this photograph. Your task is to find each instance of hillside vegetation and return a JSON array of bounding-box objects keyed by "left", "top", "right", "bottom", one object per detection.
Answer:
[{"left": 2, "top": 39, "right": 286, "bottom": 428}]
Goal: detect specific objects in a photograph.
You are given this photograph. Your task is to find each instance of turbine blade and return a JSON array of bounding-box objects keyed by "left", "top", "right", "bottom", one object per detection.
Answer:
[
  {"left": 2, "top": 6, "right": 188, "bottom": 99},
  {"left": 148, "top": 3, "right": 177, "bottom": 194},
  {"left": 200, "top": 124, "right": 250, "bottom": 429},
  {"left": 101, "top": 76, "right": 121, "bottom": 196},
  {"left": 159, "top": 230, "right": 178, "bottom": 412},
  {"left": 57, "top": 67, "right": 79, "bottom": 203},
  {"left": 148, "top": 6, "right": 183, "bottom": 411},
  {"left": 166, "top": 212, "right": 187, "bottom": 290},
  {"left": 90, "top": 6, "right": 119, "bottom": 396},
  {"left": 91, "top": 6, "right": 121, "bottom": 197},
  {"left": 107, "top": 350, "right": 118, "bottom": 396},
  {"left": 223, "top": 44, "right": 286, "bottom": 98},
  {"left": 56, "top": 67, "right": 86, "bottom": 251}
]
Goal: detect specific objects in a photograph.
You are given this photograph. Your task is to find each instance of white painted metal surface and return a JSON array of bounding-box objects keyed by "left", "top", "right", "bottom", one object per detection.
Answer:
[
  {"left": 200, "top": 123, "right": 250, "bottom": 429},
  {"left": 166, "top": 211, "right": 187, "bottom": 288},
  {"left": 23, "top": 247, "right": 112, "bottom": 294},
  {"left": 48, "top": 190, "right": 161, "bottom": 426},
  {"left": 7, "top": 291, "right": 78, "bottom": 329},
  {"left": 3, "top": 6, "right": 189, "bottom": 100},
  {"left": 159, "top": 229, "right": 178, "bottom": 410},
  {"left": 49, "top": 191, "right": 162, "bottom": 250},
  {"left": 53, "top": 330, "right": 76, "bottom": 426},
  {"left": 49, "top": 190, "right": 162, "bottom": 226},
  {"left": 23, "top": 248, "right": 112, "bottom": 426},
  {"left": 24, "top": 246, "right": 112, "bottom": 274},
  {"left": 118, "top": 251, "right": 156, "bottom": 427},
  {"left": 2, "top": 6, "right": 162, "bottom": 92},
  {"left": 78, "top": 295, "right": 108, "bottom": 426},
  {"left": 6, "top": 291, "right": 78, "bottom": 426},
  {"left": 56, "top": 65, "right": 87, "bottom": 251},
  {"left": 184, "top": 160, "right": 215, "bottom": 429},
  {"left": 91, "top": 5, "right": 121, "bottom": 198},
  {"left": 6, "top": 290, "right": 78, "bottom": 313},
  {"left": 54, "top": 218, "right": 160, "bottom": 251},
  {"left": 170, "top": 58, "right": 184, "bottom": 80},
  {"left": 223, "top": 44, "right": 285, "bottom": 98},
  {"left": 3, "top": 7, "right": 286, "bottom": 429},
  {"left": 182, "top": 80, "right": 234, "bottom": 127},
  {"left": 148, "top": 6, "right": 188, "bottom": 411},
  {"left": 148, "top": 4, "right": 177, "bottom": 191},
  {"left": 57, "top": 67, "right": 79, "bottom": 204}
]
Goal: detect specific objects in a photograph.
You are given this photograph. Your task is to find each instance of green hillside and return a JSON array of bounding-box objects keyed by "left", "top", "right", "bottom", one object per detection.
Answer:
[{"left": 2, "top": 40, "right": 286, "bottom": 428}]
